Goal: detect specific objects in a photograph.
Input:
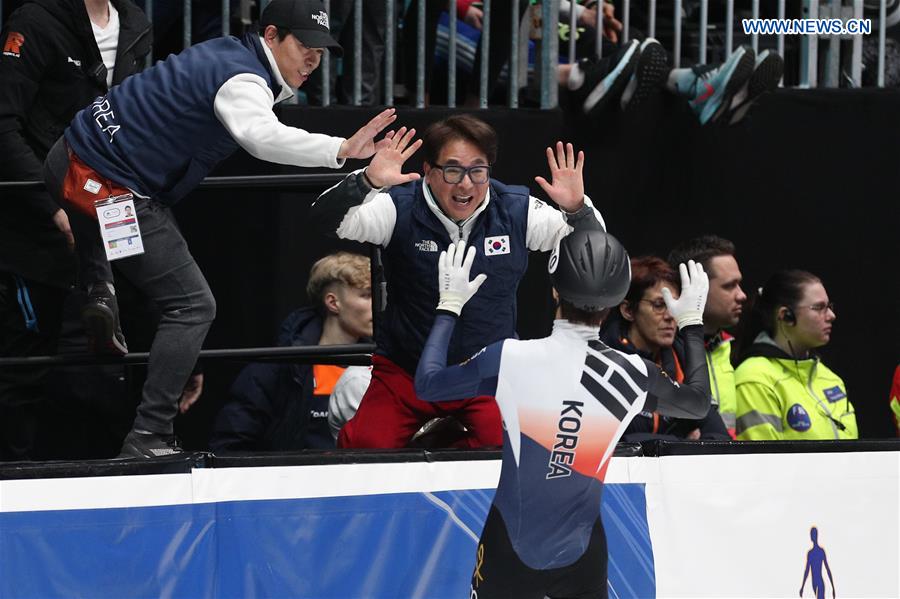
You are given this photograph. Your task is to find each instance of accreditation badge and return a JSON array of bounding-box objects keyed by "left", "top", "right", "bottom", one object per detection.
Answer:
[{"left": 94, "top": 194, "right": 145, "bottom": 261}]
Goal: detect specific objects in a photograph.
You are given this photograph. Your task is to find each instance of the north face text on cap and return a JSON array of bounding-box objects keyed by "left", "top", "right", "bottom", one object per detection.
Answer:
[{"left": 311, "top": 10, "right": 329, "bottom": 28}]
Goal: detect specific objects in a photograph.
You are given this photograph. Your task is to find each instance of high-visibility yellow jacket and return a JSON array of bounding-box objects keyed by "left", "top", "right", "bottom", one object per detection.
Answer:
[
  {"left": 735, "top": 335, "right": 857, "bottom": 440},
  {"left": 706, "top": 332, "right": 737, "bottom": 436}
]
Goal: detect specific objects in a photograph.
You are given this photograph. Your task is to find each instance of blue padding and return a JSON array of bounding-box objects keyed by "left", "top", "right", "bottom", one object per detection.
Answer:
[
  {"left": 0, "top": 504, "right": 217, "bottom": 598},
  {"left": 0, "top": 485, "right": 653, "bottom": 598},
  {"left": 603, "top": 484, "right": 656, "bottom": 598},
  {"left": 214, "top": 491, "right": 493, "bottom": 599}
]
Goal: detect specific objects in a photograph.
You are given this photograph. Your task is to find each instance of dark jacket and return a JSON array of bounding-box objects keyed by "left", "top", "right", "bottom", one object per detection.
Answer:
[
  {"left": 599, "top": 311, "right": 730, "bottom": 441},
  {"left": 210, "top": 308, "right": 329, "bottom": 452},
  {"left": 0, "top": 0, "right": 151, "bottom": 286}
]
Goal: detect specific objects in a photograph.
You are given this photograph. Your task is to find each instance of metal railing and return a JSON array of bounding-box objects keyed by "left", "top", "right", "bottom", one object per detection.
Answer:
[
  {"left": 0, "top": 344, "right": 375, "bottom": 369},
  {"left": 1, "top": 1, "right": 896, "bottom": 104},
  {"left": 0, "top": 173, "right": 345, "bottom": 192},
  {"left": 0, "top": 172, "right": 373, "bottom": 373}
]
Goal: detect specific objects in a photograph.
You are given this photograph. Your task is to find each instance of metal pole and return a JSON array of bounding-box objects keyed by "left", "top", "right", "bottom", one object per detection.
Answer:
[
  {"left": 416, "top": 0, "right": 425, "bottom": 107},
  {"left": 222, "top": 0, "right": 230, "bottom": 36},
  {"left": 509, "top": 0, "right": 519, "bottom": 108},
  {"left": 725, "top": 0, "right": 733, "bottom": 57},
  {"left": 674, "top": 0, "right": 682, "bottom": 67},
  {"left": 751, "top": 0, "right": 759, "bottom": 54},
  {"left": 480, "top": 0, "right": 492, "bottom": 108},
  {"left": 0, "top": 344, "right": 377, "bottom": 368},
  {"left": 145, "top": 0, "right": 154, "bottom": 68},
  {"left": 568, "top": 0, "right": 577, "bottom": 65},
  {"left": 540, "top": 0, "right": 558, "bottom": 109},
  {"left": 777, "top": 0, "right": 785, "bottom": 72},
  {"left": 851, "top": 0, "right": 863, "bottom": 87},
  {"left": 596, "top": 0, "right": 604, "bottom": 59},
  {"left": 800, "top": 0, "right": 819, "bottom": 87},
  {"left": 648, "top": 0, "right": 656, "bottom": 39},
  {"left": 699, "top": 0, "right": 708, "bottom": 64},
  {"left": 0, "top": 173, "right": 349, "bottom": 192},
  {"left": 824, "top": 0, "right": 841, "bottom": 87},
  {"left": 385, "top": 0, "right": 395, "bottom": 105},
  {"left": 322, "top": 0, "right": 331, "bottom": 106},
  {"left": 623, "top": 0, "right": 630, "bottom": 43},
  {"left": 183, "top": 0, "right": 192, "bottom": 49},
  {"left": 449, "top": 0, "right": 458, "bottom": 107},
  {"left": 353, "top": 0, "right": 363, "bottom": 105},
  {"left": 879, "top": 0, "right": 886, "bottom": 86}
]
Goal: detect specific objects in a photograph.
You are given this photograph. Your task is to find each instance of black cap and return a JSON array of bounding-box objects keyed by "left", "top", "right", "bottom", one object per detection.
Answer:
[
  {"left": 549, "top": 229, "right": 631, "bottom": 312},
  {"left": 261, "top": 0, "right": 343, "bottom": 57}
]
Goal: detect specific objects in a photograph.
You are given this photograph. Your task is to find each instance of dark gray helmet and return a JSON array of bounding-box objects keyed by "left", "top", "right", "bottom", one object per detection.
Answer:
[{"left": 548, "top": 229, "right": 631, "bottom": 311}]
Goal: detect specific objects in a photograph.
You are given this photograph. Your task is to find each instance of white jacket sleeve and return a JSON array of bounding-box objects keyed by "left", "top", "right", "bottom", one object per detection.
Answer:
[
  {"left": 525, "top": 195, "right": 606, "bottom": 252},
  {"left": 328, "top": 366, "right": 373, "bottom": 441},
  {"left": 214, "top": 73, "right": 346, "bottom": 168},
  {"left": 310, "top": 169, "right": 398, "bottom": 247},
  {"left": 335, "top": 189, "right": 397, "bottom": 247}
]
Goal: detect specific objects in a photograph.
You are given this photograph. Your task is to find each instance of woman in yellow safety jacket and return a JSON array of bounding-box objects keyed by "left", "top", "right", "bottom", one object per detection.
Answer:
[{"left": 734, "top": 270, "right": 857, "bottom": 440}]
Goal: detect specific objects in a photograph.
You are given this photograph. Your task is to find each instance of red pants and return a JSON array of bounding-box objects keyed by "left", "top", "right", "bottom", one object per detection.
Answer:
[{"left": 338, "top": 354, "right": 502, "bottom": 449}]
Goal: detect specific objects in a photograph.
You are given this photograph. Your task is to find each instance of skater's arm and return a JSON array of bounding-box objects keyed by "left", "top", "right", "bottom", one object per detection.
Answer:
[
  {"left": 415, "top": 315, "right": 502, "bottom": 402},
  {"left": 642, "top": 324, "right": 710, "bottom": 419},
  {"left": 415, "top": 240, "right": 500, "bottom": 402},
  {"left": 642, "top": 261, "right": 711, "bottom": 419}
]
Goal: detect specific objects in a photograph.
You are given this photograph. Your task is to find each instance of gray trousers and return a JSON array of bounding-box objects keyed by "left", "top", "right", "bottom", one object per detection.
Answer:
[{"left": 44, "top": 139, "right": 216, "bottom": 435}]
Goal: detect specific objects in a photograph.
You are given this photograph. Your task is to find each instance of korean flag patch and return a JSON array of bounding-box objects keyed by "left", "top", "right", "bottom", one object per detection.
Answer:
[{"left": 485, "top": 235, "right": 510, "bottom": 256}]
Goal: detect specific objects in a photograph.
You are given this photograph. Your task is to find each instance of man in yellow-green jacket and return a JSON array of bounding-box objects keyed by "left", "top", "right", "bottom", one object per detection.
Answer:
[{"left": 669, "top": 235, "right": 747, "bottom": 437}]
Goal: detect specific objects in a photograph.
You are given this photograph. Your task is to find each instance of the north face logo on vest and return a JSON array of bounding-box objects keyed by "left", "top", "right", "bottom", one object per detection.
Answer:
[{"left": 415, "top": 239, "right": 438, "bottom": 252}]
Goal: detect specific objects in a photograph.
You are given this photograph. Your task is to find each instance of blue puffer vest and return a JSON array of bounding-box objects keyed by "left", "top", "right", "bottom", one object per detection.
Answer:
[
  {"left": 66, "top": 33, "right": 279, "bottom": 204},
  {"left": 379, "top": 179, "right": 530, "bottom": 374}
]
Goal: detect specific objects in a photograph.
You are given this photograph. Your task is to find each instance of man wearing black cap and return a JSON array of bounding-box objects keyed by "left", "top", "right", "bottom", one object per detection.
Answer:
[{"left": 42, "top": 0, "right": 396, "bottom": 458}]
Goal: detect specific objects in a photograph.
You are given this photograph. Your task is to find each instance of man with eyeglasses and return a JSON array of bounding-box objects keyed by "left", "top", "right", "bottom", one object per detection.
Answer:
[{"left": 310, "top": 114, "right": 605, "bottom": 448}]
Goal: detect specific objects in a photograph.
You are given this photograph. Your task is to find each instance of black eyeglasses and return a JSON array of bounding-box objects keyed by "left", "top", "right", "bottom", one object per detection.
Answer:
[{"left": 432, "top": 163, "right": 491, "bottom": 184}]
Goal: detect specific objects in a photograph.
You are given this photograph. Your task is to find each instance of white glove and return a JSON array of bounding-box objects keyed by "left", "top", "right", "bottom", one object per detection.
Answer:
[
  {"left": 661, "top": 260, "right": 709, "bottom": 329},
  {"left": 436, "top": 240, "right": 488, "bottom": 316}
]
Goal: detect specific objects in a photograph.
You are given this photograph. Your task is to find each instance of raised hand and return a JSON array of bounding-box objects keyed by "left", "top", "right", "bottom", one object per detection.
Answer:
[
  {"left": 534, "top": 141, "right": 585, "bottom": 213},
  {"left": 338, "top": 108, "right": 398, "bottom": 160},
  {"left": 661, "top": 260, "right": 709, "bottom": 329},
  {"left": 601, "top": 3, "right": 623, "bottom": 43},
  {"left": 436, "top": 240, "right": 488, "bottom": 316},
  {"left": 365, "top": 126, "right": 423, "bottom": 188}
]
